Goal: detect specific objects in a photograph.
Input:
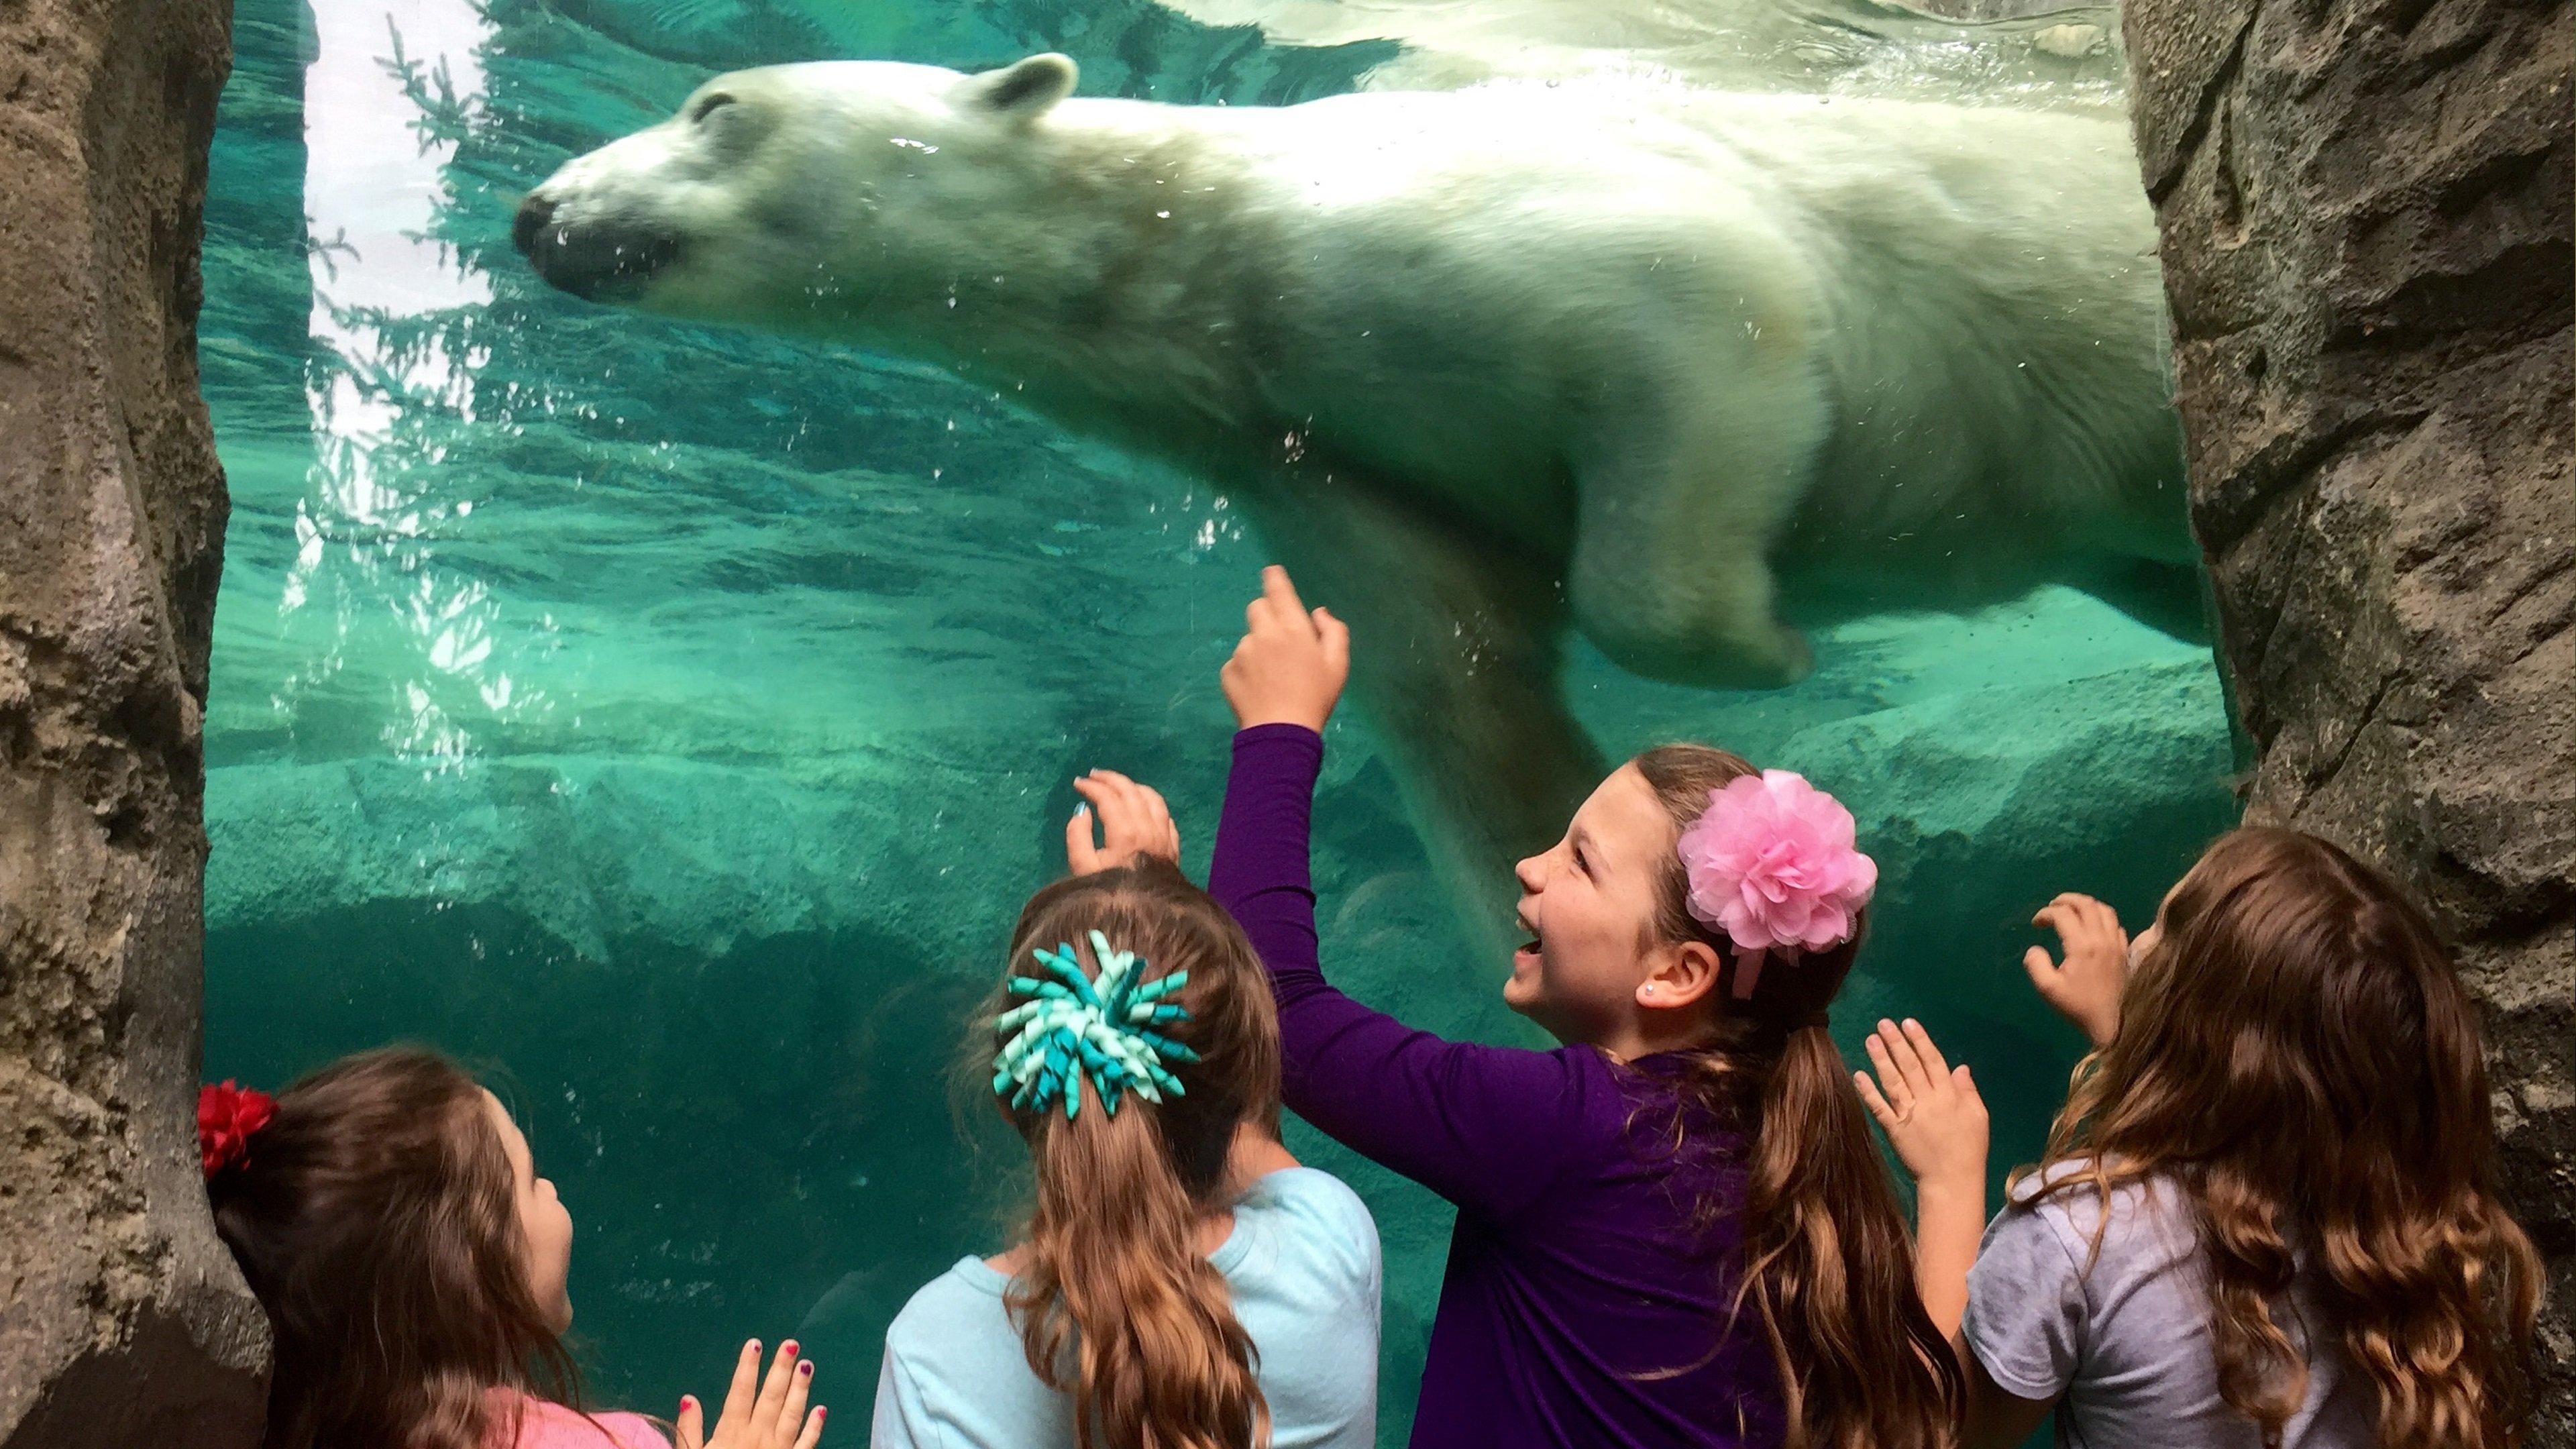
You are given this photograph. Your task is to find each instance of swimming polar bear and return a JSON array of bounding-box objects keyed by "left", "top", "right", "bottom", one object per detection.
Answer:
[{"left": 515, "top": 54, "right": 2189, "bottom": 932}]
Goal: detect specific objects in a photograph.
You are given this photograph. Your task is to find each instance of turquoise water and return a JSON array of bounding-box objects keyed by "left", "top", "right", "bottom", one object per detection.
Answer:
[{"left": 200, "top": 0, "right": 2233, "bottom": 1439}]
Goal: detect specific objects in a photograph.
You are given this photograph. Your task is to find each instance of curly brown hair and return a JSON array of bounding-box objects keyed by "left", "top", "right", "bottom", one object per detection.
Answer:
[
  {"left": 206, "top": 1046, "right": 594, "bottom": 1449},
  {"left": 2025, "top": 827, "right": 2542, "bottom": 1447},
  {"left": 975, "top": 857, "right": 1284, "bottom": 1449}
]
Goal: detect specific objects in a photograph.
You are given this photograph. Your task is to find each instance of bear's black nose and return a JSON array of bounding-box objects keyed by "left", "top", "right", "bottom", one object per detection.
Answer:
[
  {"left": 513, "top": 193, "right": 681, "bottom": 303},
  {"left": 512, "top": 193, "right": 557, "bottom": 258}
]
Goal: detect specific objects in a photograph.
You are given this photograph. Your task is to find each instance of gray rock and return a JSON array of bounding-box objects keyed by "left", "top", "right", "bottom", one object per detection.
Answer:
[
  {"left": 0, "top": 0, "right": 270, "bottom": 1442},
  {"left": 2121, "top": 0, "right": 2574, "bottom": 1427}
]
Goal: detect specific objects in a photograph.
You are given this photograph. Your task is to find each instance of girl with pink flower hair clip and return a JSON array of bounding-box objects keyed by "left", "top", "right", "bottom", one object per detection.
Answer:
[{"left": 1076, "top": 566, "right": 1963, "bottom": 1449}]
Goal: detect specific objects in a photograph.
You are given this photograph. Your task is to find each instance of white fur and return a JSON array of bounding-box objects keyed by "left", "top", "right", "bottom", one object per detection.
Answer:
[{"left": 527, "top": 57, "right": 2186, "bottom": 928}]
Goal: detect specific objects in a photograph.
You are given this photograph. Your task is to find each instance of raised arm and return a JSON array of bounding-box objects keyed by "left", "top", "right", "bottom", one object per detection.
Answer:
[{"left": 1205, "top": 570, "right": 1594, "bottom": 1220}]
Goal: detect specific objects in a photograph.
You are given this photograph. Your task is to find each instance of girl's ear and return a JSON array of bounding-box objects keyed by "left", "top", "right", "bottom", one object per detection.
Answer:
[{"left": 1638, "top": 938, "right": 1723, "bottom": 1010}]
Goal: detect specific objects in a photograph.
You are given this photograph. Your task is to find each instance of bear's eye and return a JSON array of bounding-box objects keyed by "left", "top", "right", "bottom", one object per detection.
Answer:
[{"left": 689, "top": 92, "right": 735, "bottom": 125}]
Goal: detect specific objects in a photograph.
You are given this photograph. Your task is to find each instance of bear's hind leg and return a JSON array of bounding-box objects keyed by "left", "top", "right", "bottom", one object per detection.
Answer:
[{"left": 1566, "top": 384, "right": 1829, "bottom": 690}]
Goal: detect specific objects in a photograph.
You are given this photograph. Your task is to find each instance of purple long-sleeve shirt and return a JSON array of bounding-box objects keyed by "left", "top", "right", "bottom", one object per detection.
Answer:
[{"left": 1208, "top": 724, "right": 1786, "bottom": 1448}]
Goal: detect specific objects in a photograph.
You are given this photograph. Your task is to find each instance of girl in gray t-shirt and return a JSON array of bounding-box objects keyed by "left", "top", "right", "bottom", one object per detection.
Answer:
[{"left": 1854, "top": 827, "right": 2542, "bottom": 1449}]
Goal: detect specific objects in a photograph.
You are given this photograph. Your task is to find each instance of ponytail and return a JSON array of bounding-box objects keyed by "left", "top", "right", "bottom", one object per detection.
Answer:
[
  {"left": 982, "top": 861, "right": 1282, "bottom": 1449},
  {"left": 1735, "top": 1023, "right": 1961, "bottom": 1449},
  {"left": 1012, "top": 1085, "right": 1266, "bottom": 1449},
  {"left": 1635, "top": 746, "right": 1963, "bottom": 1449}
]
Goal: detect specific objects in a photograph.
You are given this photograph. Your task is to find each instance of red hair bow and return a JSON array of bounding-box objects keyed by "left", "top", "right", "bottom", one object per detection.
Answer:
[{"left": 198, "top": 1080, "right": 276, "bottom": 1178}]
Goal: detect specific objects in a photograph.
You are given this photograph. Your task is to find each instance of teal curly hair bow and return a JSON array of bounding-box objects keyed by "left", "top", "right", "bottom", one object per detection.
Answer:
[{"left": 992, "top": 928, "right": 1200, "bottom": 1120}]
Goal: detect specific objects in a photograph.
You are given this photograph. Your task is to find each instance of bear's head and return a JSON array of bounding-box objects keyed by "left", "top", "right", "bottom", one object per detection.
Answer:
[{"left": 515, "top": 54, "right": 1083, "bottom": 332}]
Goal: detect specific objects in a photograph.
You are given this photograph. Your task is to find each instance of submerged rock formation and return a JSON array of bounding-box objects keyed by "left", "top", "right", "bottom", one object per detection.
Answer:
[
  {"left": 2122, "top": 0, "right": 2574, "bottom": 1426},
  {"left": 0, "top": 0, "right": 268, "bottom": 1442}
]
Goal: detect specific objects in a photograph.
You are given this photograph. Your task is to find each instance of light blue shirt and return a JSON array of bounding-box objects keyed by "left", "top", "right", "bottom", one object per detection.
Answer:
[{"left": 871, "top": 1167, "right": 1381, "bottom": 1449}]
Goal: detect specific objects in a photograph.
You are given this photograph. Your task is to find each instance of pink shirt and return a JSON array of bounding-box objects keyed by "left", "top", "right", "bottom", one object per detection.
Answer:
[{"left": 490, "top": 1392, "right": 667, "bottom": 1449}]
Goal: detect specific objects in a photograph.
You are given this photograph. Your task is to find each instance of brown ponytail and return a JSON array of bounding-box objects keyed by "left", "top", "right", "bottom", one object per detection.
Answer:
[
  {"left": 1633, "top": 745, "right": 1963, "bottom": 1449},
  {"left": 978, "top": 859, "right": 1282, "bottom": 1449}
]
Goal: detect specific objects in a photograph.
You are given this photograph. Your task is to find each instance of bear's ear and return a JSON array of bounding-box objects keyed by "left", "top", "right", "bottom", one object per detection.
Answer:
[{"left": 958, "top": 53, "right": 1078, "bottom": 123}]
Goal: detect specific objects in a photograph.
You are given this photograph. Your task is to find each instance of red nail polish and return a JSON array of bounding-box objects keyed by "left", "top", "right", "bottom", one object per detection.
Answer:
[
  {"left": 816, "top": 1409, "right": 827, "bottom": 1422},
  {"left": 782, "top": 1339, "right": 799, "bottom": 1355},
  {"left": 798, "top": 1360, "right": 813, "bottom": 1377}
]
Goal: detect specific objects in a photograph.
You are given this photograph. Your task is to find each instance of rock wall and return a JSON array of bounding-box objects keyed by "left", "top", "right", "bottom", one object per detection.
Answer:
[
  {"left": 2121, "top": 0, "right": 2575, "bottom": 1429},
  {"left": 0, "top": 0, "right": 268, "bottom": 1441}
]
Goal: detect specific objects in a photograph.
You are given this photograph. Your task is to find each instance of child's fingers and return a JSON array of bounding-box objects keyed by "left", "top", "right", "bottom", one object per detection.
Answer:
[
  {"left": 2022, "top": 944, "right": 2060, "bottom": 992},
  {"left": 1952, "top": 1063, "right": 1983, "bottom": 1107},
  {"left": 1065, "top": 802, "right": 1099, "bottom": 871},
  {"left": 1900, "top": 1019, "right": 1950, "bottom": 1082},
  {"left": 1862, "top": 1031, "right": 1915, "bottom": 1116},
  {"left": 790, "top": 1407, "right": 827, "bottom": 1449},
  {"left": 1315, "top": 607, "right": 1350, "bottom": 673},
  {"left": 1874, "top": 1019, "right": 1935, "bottom": 1099},
  {"left": 1853, "top": 1069, "right": 1900, "bottom": 1132},
  {"left": 775, "top": 1357, "right": 814, "bottom": 1442},
  {"left": 1261, "top": 564, "right": 1307, "bottom": 625},
  {"left": 2092, "top": 897, "right": 2133, "bottom": 943},
  {"left": 1098, "top": 773, "right": 1167, "bottom": 854},
  {"left": 753, "top": 1340, "right": 800, "bottom": 1430},
  {"left": 716, "top": 1339, "right": 761, "bottom": 1436},
  {"left": 1077, "top": 773, "right": 1143, "bottom": 837},
  {"left": 675, "top": 1394, "right": 704, "bottom": 1449},
  {"left": 1139, "top": 786, "right": 1179, "bottom": 857}
]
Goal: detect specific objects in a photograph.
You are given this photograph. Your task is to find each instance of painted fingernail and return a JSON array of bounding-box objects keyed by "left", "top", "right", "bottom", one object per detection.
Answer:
[
  {"left": 782, "top": 1339, "right": 799, "bottom": 1356},
  {"left": 748, "top": 1339, "right": 761, "bottom": 1354},
  {"left": 680, "top": 1395, "right": 697, "bottom": 1411},
  {"left": 798, "top": 1360, "right": 814, "bottom": 1377},
  {"left": 816, "top": 1407, "right": 828, "bottom": 1423}
]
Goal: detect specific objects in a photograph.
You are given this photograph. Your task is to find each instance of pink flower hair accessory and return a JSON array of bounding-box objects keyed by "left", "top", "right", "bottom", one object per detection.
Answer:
[{"left": 1676, "top": 769, "right": 1877, "bottom": 1000}]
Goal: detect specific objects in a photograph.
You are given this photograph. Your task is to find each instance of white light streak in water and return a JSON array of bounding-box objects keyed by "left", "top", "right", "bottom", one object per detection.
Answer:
[{"left": 287, "top": 0, "right": 529, "bottom": 763}]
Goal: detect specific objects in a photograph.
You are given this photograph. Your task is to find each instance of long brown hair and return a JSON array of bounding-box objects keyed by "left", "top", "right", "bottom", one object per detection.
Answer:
[
  {"left": 2025, "top": 826, "right": 2542, "bottom": 1447},
  {"left": 1632, "top": 745, "right": 1964, "bottom": 1449},
  {"left": 977, "top": 858, "right": 1282, "bottom": 1449},
  {"left": 207, "top": 1047, "right": 586, "bottom": 1449}
]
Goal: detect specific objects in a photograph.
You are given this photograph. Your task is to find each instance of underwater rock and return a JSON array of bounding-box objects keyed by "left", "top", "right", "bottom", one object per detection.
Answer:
[
  {"left": 0, "top": 0, "right": 270, "bottom": 1441},
  {"left": 2122, "top": 0, "right": 2575, "bottom": 1423}
]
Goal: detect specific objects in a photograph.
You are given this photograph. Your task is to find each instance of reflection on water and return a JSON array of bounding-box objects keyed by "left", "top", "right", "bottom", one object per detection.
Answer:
[{"left": 200, "top": 1, "right": 2228, "bottom": 1440}]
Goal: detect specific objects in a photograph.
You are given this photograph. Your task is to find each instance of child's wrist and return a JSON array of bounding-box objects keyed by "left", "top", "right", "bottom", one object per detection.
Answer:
[
  {"left": 1915, "top": 1169, "right": 1988, "bottom": 1207},
  {"left": 1236, "top": 710, "right": 1327, "bottom": 734}
]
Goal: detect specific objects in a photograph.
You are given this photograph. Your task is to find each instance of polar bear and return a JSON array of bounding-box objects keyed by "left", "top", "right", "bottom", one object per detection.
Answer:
[{"left": 515, "top": 55, "right": 2190, "bottom": 930}]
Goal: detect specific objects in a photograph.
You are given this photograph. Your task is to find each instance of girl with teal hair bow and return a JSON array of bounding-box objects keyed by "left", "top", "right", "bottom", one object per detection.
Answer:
[{"left": 871, "top": 782, "right": 1382, "bottom": 1449}]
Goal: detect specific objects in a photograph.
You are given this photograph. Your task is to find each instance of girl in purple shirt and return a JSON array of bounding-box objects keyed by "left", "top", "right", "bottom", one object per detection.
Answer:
[{"left": 1081, "top": 568, "right": 1960, "bottom": 1449}]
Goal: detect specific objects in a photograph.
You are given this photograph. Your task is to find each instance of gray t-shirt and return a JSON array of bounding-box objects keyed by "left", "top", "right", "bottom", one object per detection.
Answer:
[{"left": 1962, "top": 1165, "right": 2374, "bottom": 1449}]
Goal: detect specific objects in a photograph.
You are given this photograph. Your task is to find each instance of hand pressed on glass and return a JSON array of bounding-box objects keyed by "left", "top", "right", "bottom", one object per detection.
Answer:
[
  {"left": 2025, "top": 892, "right": 2130, "bottom": 1049},
  {"left": 1067, "top": 768, "right": 1180, "bottom": 874},
  {"left": 1220, "top": 566, "right": 1350, "bottom": 733},
  {"left": 1854, "top": 1017, "right": 1987, "bottom": 1340},
  {"left": 676, "top": 1338, "right": 824, "bottom": 1449},
  {"left": 1854, "top": 1018, "right": 1988, "bottom": 1195}
]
